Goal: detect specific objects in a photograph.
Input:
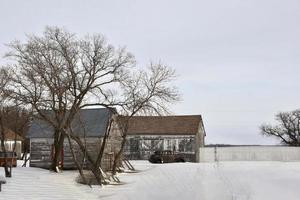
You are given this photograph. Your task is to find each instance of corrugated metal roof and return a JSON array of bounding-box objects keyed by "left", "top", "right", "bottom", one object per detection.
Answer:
[{"left": 27, "top": 108, "right": 112, "bottom": 138}]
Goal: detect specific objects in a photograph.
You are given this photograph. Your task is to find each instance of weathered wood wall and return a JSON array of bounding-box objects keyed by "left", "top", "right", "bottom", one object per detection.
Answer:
[
  {"left": 124, "top": 135, "right": 197, "bottom": 161},
  {"left": 30, "top": 138, "right": 53, "bottom": 169},
  {"left": 195, "top": 123, "right": 206, "bottom": 162},
  {"left": 123, "top": 119, "right": 206, "bottom": 162},
  {"left": 30, "top": 134, "right": 122, "bottom": 171}
]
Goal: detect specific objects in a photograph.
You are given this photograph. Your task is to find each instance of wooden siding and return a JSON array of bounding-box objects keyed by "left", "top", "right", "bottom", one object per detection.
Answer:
[
  {"left": 29, "top": 121, "right": 122, "bottom": 171},
  {"left": 30, "top": 138, "right": 53, "bottom": 169},
  {"left": 124, "top": 135, "right": 197, "bottom": 161},
  {"left": 124, "top": 122, "right": 206, "bottom": 162}
]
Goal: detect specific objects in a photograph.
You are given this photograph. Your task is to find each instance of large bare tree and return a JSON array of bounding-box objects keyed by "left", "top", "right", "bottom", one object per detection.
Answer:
[
  {"left": 260, "top": 109, "right": 300, "bottom": 146},
  {"left": 4, "top": 26, "right": 180, "bottom": 185},
  {"left": 5, "top": 27, "right": 134, "bottom": 175}
]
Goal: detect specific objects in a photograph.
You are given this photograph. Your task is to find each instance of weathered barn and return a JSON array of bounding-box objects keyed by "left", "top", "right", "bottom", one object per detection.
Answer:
[
  {"left": 0, "top": 128, "right": 23, "bottom": 158},
  {"left": 124, "top": 115, "right": 205, "bottom": 162},
  {"left": 27, "top": 108, "right": 122, "bottom": 171}
]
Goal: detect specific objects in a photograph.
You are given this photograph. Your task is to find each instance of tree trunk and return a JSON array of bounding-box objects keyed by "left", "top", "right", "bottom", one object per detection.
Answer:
[
  {"left": 50, "top": 130, "right": 65, "bottom": 172},
  {"left": 112, "top": 135, "right": 126, "bottom": 175},
  {"left": 69, "top": 135, "right": 103, "bottom": 185},
  {"left": 96, "top": 119, "right": 113, "bottom": 167},
  {"left": 0, "top": 115, "right": 11, "bottom": 177},
  {"left": 66, "top": 134, "right": 90, "bottom": 186},
  {"left": 0, "top": 141, "right": 11, "bottom": 177}
]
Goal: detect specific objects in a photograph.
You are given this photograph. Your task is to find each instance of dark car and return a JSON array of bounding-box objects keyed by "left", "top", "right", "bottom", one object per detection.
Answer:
[{"left": 149, "top": 150, "right": 185, "bottom": 163}]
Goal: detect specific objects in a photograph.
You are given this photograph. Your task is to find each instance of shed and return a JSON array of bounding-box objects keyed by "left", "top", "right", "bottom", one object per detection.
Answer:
[
  {"left": 124, "top": 115, "right": 206, "bottom": 162},
  {"left": 27, "top": 108, "right": 122, "bottom": 171},
  {"left": 0, "top": 128, "right": 23, "bottom": 158}
]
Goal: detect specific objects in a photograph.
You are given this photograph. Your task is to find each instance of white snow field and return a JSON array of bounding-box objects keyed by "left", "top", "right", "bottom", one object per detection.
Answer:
[{"left": 1, "top": 161, "right": 300, "bottom": 200}]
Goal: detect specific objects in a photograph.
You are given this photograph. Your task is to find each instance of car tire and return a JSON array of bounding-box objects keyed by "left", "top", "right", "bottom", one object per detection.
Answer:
[{"left": 175, "top": 158, "right": 185, "bottom": 162}]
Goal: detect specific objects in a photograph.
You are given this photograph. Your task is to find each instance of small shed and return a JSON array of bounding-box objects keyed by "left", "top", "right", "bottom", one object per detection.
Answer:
[
  {"left": 124, "top": 115, "right": 206, "bottom": 162},
  {"left": 0, "top": 128, "right": 23, "bottom": 158},
  {"left": 27, "top": 108, "right": 122, "bottom": 171}
]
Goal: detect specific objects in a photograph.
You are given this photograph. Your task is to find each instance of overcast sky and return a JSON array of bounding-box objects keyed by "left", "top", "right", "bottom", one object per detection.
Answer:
[{"left": 1, "top": 0, "right": 300, "bottom": 145}]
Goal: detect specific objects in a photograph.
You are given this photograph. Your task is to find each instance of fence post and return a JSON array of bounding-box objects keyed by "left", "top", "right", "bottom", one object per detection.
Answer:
[{"left": 214, "top": 146, "right": 217, "bottom": 162}]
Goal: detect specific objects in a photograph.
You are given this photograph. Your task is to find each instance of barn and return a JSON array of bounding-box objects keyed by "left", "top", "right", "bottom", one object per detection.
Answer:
[
  {"left": 26, "top": 108, "right": 122, "bottom": 171},
  {"left": 123, "top": 115, "right": 205, "bottom": 162}
]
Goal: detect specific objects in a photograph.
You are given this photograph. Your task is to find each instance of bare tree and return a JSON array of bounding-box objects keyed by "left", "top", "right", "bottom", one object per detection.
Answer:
[
  {"left": 0, "top": 67, "right": 13, "bottom": 177},
  {"left": 3, "top": 105, "right": 30, "bottom": 140},
  {"left": 1, "top": 105, "right": 31, "bottom": 163},
  {"left": 260, "top": 109, "right": 300, "bottom": 146},
  {"left": 4, "top": 26, "right": 180, "bottom": 185},
  {"left": 111, "top": 64, "right": 180, "bottom": 174},
  {"left": 5, "top": 26, "right": 134, "bottom": 175},
  {"left": 65, "top": 116, "right": 115, "bottom": 185},
  {"left": 81, "top": 63, "right": 180, "bottom": 176}
]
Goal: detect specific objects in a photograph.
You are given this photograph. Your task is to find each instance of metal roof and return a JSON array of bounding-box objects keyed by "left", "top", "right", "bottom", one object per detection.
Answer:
[{"left": 27, "top": 108, "right": 112, "bottom": 138}]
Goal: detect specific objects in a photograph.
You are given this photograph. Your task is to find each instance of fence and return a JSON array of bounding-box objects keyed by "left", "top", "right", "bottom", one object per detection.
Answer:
[{"left": 199, "top": 146, "right": 300, "bottom": 162}]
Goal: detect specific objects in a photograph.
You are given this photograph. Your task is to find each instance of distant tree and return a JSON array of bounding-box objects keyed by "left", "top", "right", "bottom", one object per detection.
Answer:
[
  {"left": 0, "top": 67, "right": 13, "bottom": 177},
  {"left": 3, "top": 106, "right": 30, "bottom": 139},
  {"left": 260, "top": 109, "right": 300, "bottom": 146}
]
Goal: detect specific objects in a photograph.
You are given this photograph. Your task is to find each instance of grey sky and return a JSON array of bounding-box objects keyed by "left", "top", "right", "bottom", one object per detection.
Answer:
[{"left": 1, "top": 0, "right": 300, "bottom": 145}]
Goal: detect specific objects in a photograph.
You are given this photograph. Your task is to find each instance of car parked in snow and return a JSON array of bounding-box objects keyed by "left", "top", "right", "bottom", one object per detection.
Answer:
[{"left": 149, "top": 150, "right": 185, "bottom": 163}]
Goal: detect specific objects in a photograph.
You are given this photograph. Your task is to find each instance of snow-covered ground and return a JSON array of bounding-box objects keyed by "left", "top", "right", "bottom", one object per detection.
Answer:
[
  {"left": 0, "top": 162, "right": 102, "bottom": 200},
  {"left": 1, "top": 161, "right": 300, "bottom": 200}
]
